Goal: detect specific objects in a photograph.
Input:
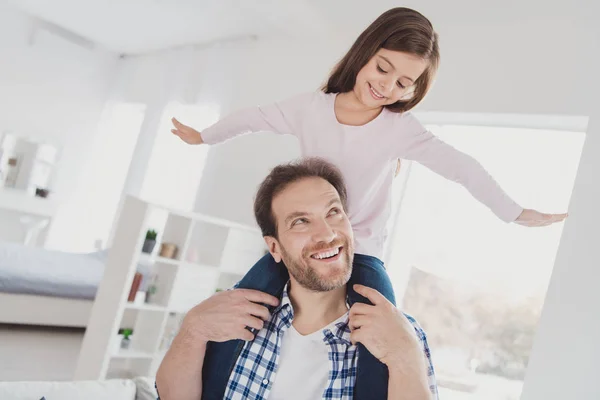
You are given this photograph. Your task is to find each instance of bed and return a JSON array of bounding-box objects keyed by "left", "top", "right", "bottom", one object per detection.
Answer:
[{"left": 0, "top": 241, "right": 149, "bottom": 328}]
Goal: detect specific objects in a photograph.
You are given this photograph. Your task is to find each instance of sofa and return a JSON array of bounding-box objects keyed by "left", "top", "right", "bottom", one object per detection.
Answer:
[{"left": 0, "top": 376, "right": 157, "bottom": 400}]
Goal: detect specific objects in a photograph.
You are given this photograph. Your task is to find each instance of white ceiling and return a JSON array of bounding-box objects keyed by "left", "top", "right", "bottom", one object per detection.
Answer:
[
  {"left": 8, "top": 0, "right": 591, "bottom": 55},
  {"left": 8, "top": 0, "right": 336, "bottom": 54}
]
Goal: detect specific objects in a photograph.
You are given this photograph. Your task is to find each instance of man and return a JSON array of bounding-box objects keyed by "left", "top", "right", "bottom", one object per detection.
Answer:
[{"left": 156, "top": 158, "right": 438, "bottom": 400}]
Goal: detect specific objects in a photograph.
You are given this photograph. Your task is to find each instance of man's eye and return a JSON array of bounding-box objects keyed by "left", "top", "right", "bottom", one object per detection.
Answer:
[
  {"left": 329, "top": 208, "right": 341, "bottom": 216},
  {"left": 293, "top": 218, "right": 307, "bottom": 226}
]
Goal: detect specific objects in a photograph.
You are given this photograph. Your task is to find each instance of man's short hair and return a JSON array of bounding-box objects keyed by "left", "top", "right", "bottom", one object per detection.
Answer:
[{"left": 254, "top": 157, "right": 348, "bottom": 238}]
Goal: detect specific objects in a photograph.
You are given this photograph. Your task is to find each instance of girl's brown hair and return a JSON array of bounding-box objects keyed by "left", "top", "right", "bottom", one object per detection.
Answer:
[{"left": 323, "top": 7, "right": 440, "bottom": 113}]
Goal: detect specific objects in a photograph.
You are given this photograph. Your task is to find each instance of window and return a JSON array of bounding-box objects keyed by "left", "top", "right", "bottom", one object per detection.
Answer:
[
  {"left": 141, "top": 101, "right": 219, "bottom": 212},
  {"left": 387, "top": 124, "right": 585, "bottom": 400}
]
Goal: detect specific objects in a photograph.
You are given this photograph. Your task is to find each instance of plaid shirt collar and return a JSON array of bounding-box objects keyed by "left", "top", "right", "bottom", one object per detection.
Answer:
[
  {"left": 270, "top": 284, "right": 353, "bottom": 346},
  {"left": 224, "top": 283, "right": 358, "bottom": 400}
]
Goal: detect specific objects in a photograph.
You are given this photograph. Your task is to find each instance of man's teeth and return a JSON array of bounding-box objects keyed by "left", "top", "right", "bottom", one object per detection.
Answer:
[{"left": 312, "top": 248, "right": 340, "bottom": 259}]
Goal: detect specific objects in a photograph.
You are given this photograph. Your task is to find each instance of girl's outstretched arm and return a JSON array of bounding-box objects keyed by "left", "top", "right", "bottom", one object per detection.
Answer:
[
  {"left": 171, "top": 92, "right": 313, "bottom": 146},
  {"left": 400, "top": 116, "right": 567, "bottom": 226}
]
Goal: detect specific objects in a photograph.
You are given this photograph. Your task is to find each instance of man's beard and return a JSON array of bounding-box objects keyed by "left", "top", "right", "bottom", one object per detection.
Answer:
[{"left": 279, "top": 237, "right": 354, "bottom": 292}]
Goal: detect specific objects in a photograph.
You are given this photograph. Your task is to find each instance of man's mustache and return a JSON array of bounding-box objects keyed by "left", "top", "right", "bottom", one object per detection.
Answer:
[{"left": 303, "top": 238, "right": 348, "bottom": 257}]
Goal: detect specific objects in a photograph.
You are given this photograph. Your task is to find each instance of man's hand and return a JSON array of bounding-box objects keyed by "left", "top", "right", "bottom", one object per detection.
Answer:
[
  {"left": 156, "top": 289, "right": 277, "bottom": 400},
  {"left": 348, "top": 284, "right": 423, "bottom": 368},
  {"left": 349, "top": 285, "right": 433, "bottom": 399},
  {"left": 181, "top": 288, "right": 280, "bottom": 343}
]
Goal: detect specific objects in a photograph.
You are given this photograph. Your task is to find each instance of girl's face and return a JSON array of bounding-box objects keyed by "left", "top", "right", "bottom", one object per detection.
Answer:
[{"left": 353, "top": 48, "right": 429, "bottom": 108}]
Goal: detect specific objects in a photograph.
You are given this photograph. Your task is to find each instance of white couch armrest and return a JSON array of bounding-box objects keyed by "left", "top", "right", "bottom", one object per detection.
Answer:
[{"left": 0, "top": 379, "right": 136, "bottom": 400}]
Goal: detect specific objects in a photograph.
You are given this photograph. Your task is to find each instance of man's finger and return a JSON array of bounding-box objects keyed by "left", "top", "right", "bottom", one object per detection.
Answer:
[
  {"left": 243, "top": 316, "right": 265, "bottom": 331},
  {"left": 349, "top": 302, "right": 373, "bottom": 317},
  {"left": 246, "top": 303, "right": 271, "bottom": 321},
  {"left": 353, "top": 284, "right": 387, "bottom": 306},
  {"left": 237, "top": 289, "right": 280, "bottom": 307},
  {"left": 348, "top": 315, "right": 369, "bottom": 331},
  {"left": 349, "top": 330, "right": 364, "bottom": 345},
  {"left": 237, "top": 329, "right": 255, "bottom": 342}
]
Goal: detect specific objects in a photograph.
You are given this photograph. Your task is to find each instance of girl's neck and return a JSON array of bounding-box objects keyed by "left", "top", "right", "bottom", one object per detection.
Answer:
[{"left": 335, "top": 91, "right": 383, "bottom": 126}]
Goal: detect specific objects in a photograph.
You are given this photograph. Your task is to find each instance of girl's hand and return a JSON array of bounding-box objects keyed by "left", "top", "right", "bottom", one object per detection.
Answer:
[
  {"left": 514, "top": 208, "right": 568, "bottom": 227},
  {"left": 171, "top": 117, "right": 203, "bottom": 144}
]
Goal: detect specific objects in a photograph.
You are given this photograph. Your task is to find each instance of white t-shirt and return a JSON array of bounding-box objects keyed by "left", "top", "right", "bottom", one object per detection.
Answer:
[
  {"left": 268, "top": 312, "right": 349, "bottom": 400},
  {"left": 202, "top": 91, "right": 523, "bottom": 259}
]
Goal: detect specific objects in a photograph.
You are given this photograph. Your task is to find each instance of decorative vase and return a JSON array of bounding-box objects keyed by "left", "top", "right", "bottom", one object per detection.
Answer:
[
  {"left": 142, "top": 239, "right": 156, "bottom": 254},
  {"left": 159, "top": 243, "right": 178, "bottom": 259}
]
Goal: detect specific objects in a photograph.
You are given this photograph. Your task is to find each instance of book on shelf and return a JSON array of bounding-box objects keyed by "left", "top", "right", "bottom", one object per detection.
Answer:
[{"left": 127, "top": 272, "right": 143, "bottom": 302}]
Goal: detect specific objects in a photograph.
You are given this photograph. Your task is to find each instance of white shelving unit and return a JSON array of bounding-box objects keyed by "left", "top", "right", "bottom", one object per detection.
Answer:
[{"left": 74, "top": 195, "right": 265, "bottom": 381}]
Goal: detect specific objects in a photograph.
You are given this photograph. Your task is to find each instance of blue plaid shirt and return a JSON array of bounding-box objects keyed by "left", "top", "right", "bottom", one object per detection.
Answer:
[{"left": 224, "top": 285, "right": 439, "bottom": 400}]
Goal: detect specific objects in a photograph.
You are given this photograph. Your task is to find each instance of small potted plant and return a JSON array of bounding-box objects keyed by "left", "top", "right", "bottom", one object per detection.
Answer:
[
  {"left": 120, "top": 328, "right": 133, "bottom": 350},
  {"left": 142, "top": 229, "right": 157, "bottom": 254}
]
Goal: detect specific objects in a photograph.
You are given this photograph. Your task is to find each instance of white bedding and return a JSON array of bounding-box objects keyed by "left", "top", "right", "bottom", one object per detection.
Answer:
[{"left": 0, "top": 241, "right": 148, "bottom": 300}]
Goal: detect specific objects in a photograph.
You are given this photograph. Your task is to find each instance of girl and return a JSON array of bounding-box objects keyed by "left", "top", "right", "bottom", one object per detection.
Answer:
[{"left": 171, "top": 7, "right": 566, "bottom": 396}]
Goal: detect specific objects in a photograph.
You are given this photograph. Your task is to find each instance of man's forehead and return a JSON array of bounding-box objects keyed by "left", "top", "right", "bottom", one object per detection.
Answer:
[{"left": 272, "top": 178, "right": 341, "bottom": 216}]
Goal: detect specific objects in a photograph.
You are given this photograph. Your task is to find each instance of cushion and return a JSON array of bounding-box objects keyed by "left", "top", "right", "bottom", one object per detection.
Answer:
[
  {"left": 133, "top": 376, "right": 159, "bottom": 400},
  {"left": 0, "top": 379, "right": 136, "bottom": 400}
]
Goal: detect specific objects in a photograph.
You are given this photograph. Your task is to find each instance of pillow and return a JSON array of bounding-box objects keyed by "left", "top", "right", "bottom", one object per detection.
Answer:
[
  {"left": 0, "top": 379, "right": 136, "bottom": 400},
  {"left": 133, "top": 376, "right": 159, "bottom": 400}
]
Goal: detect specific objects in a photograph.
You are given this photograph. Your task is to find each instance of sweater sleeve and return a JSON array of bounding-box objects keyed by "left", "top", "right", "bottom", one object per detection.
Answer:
[
  {"left": 201, "top": 92, "right": 313, "bottom": 145},
  {"left": 399, "top": 114, "right": 523, "bottom": 223}
]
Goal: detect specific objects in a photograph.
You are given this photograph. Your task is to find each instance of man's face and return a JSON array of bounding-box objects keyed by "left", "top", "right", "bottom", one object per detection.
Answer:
[{"left": 265, "top": 177, "right": 354, "bottom": 292}]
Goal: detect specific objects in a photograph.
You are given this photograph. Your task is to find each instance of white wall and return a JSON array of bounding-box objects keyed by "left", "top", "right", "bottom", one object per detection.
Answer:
[
  {"left": 397, "top": 0, "right": 594, "bottom": 117},
  {"left": 520, "top": 108, "right": 600, "bottom": 400},
  {"left": 0, "top": 3, "right": 118, "bottom": 250}
]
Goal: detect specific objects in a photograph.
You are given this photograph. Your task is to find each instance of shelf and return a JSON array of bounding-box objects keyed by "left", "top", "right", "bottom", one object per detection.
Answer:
[
  {"left": 0, "top": 187, "right": 58, "bottom": 217},
  {"left": 112, "top": 350, "right": 154, "bottom": 359},
  {"left": 155, "top": 256, "right": 179, "bottom": 266},
  {"left": 180, "top": 261, "right": 218, "bottom": 269},
  {"left": 75, "top": 195, "right": 266, "bottom": 381},
  {"left": 138, "top": 253, "right": 179, "bottom": 266},
  {"left": 124, "top": 303, "right": 167, "bottom": 312},
  {"left": 153, "top": 204, "right": 260, "bottom": 233},
  {"left": 139, "top": 253, "right": 222, "bottom": 270},
  {"left": 166, "top": 308, "right": 187, "bottom": 315}
]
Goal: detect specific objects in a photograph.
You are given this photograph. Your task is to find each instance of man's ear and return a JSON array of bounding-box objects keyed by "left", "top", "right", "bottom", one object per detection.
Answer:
[{"left": 263, "top": 236, "right": 282, "bottom": 263}]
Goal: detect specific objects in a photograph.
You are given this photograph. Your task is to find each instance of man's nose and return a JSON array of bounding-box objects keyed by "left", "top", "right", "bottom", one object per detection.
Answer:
[{"left": 312, "top": 219, "right": 337, "bottom": 244}]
